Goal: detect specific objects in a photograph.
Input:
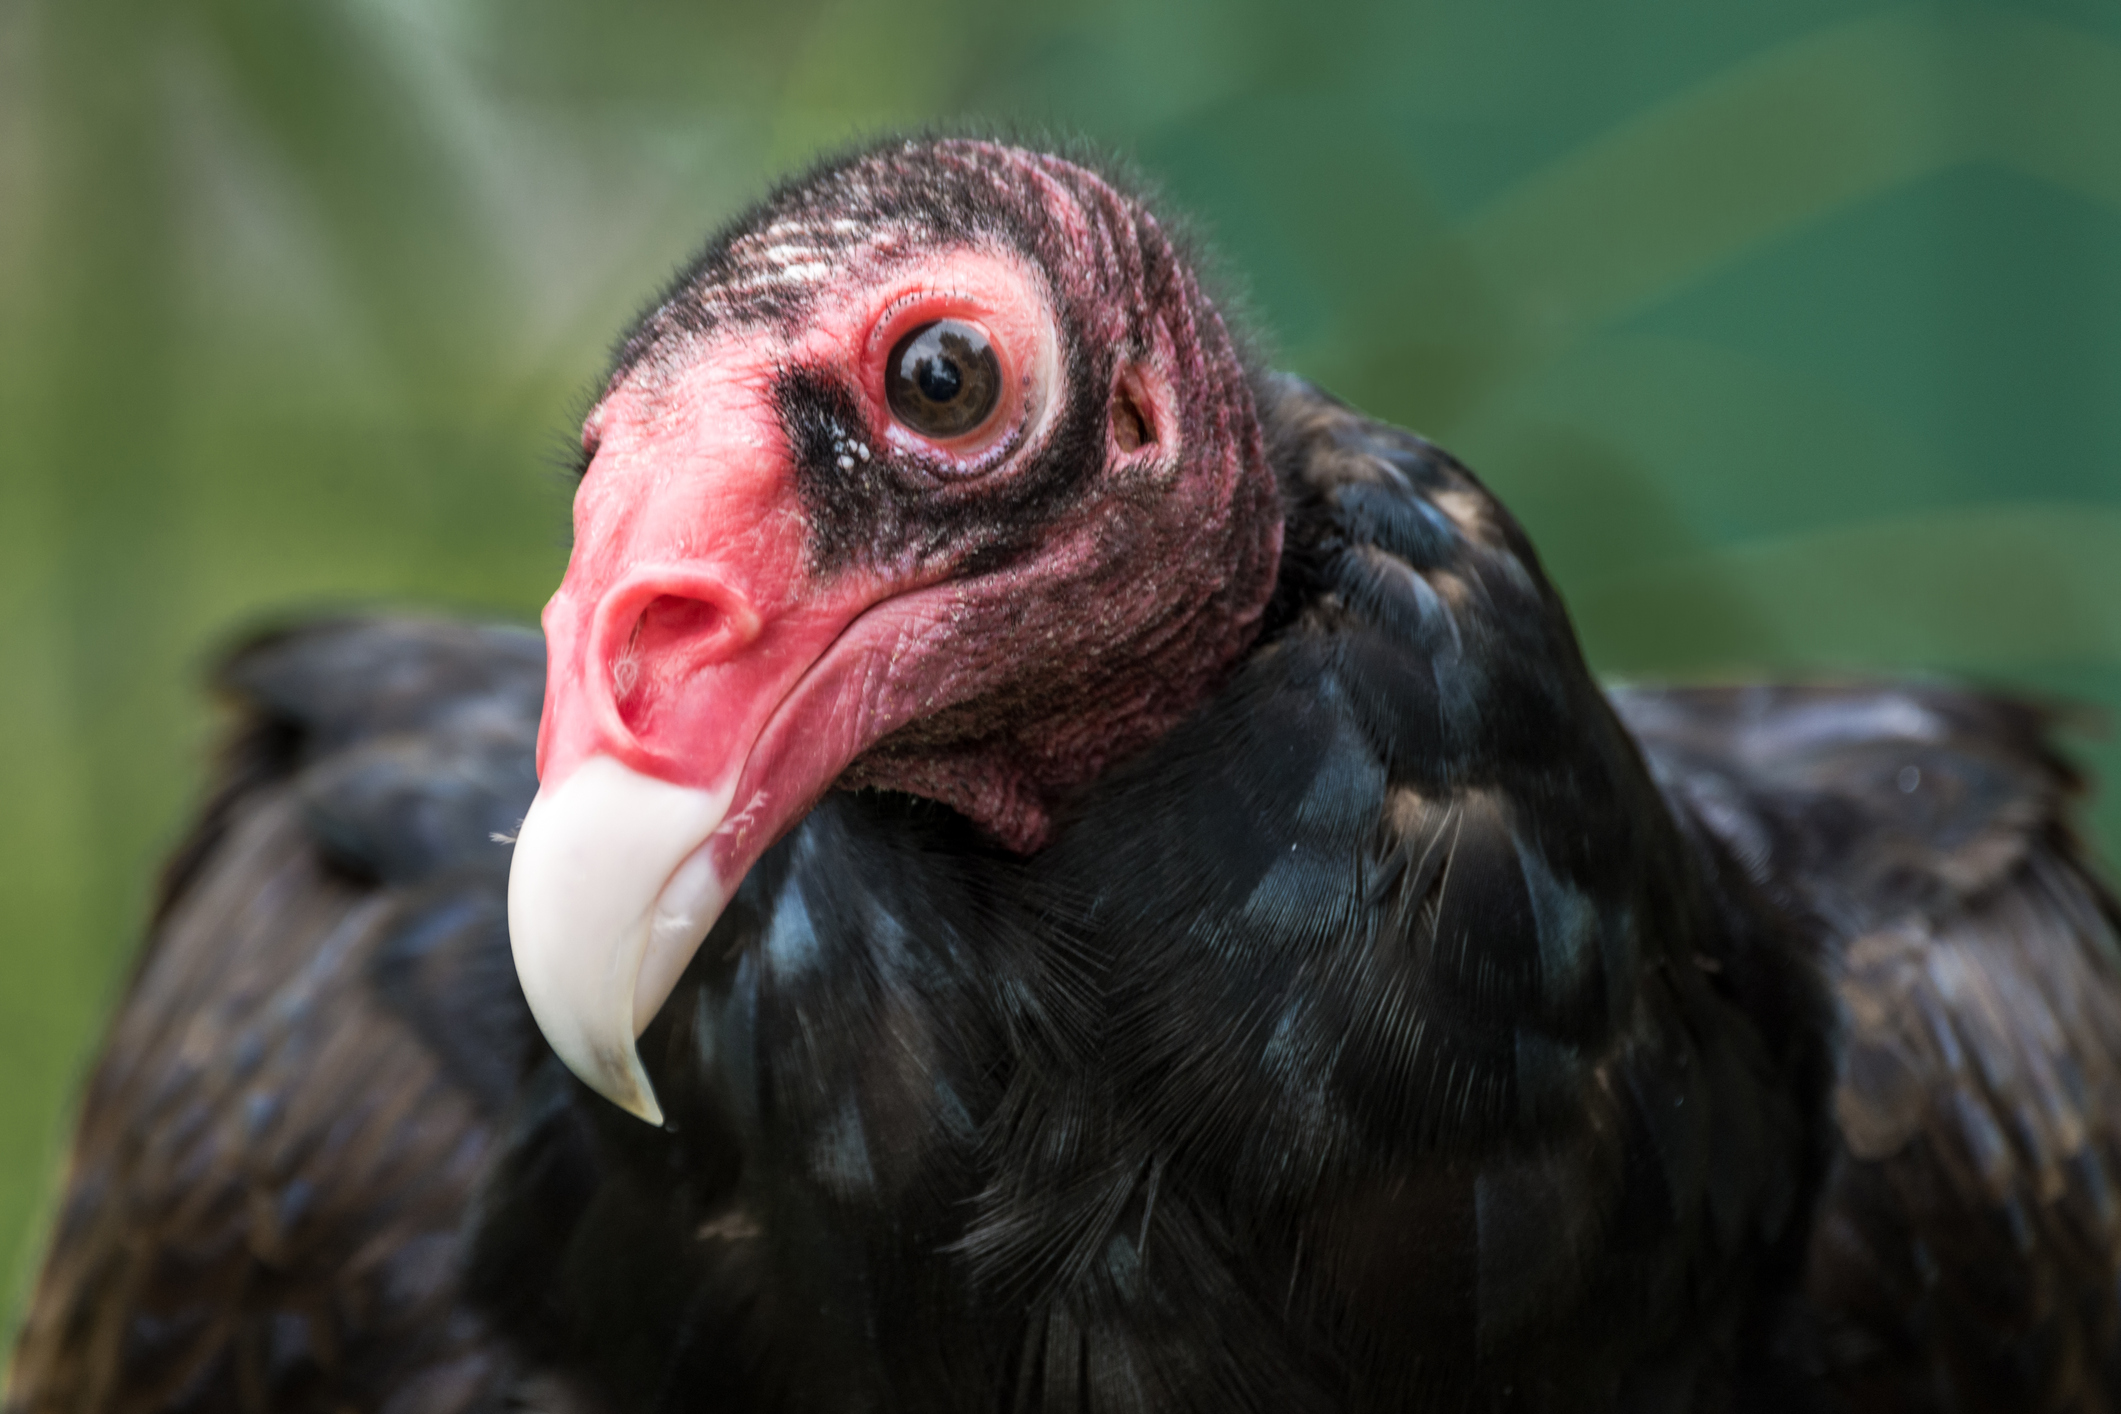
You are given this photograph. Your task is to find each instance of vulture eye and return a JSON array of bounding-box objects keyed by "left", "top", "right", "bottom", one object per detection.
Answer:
[{"left": 886, "top": 320, "right": 1003, "bottom": 440}]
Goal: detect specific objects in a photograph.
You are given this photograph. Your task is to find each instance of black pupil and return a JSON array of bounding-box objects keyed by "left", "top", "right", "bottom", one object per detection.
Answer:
[
  {"left": 886, "top": 319, "right": 1001, "bottom": 439},
  {"left": 916, "top": 356, "right": 961, "bottom": 403}
]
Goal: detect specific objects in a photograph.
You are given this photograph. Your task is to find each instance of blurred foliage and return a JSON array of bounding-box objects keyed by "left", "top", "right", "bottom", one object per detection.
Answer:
[{"left": 3, "top": 0, "right": 2119, "bottom": 1328}]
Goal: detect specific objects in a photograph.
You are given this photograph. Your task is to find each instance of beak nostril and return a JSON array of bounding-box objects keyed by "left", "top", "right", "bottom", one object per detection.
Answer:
[
  {"left": 640, "top": 593, "right": 727, "bottom": 642},
  {"left": 605, "top": 586, "right": 756, "bottom": 743}
]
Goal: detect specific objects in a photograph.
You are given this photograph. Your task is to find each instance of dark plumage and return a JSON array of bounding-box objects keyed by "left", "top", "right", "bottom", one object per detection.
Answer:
[
  {"left": 9, "top": 139, "right": 2120, "bottom": 1414},
  {"left": 5, "top": 623, "right": 547, "bottom": 1412}
]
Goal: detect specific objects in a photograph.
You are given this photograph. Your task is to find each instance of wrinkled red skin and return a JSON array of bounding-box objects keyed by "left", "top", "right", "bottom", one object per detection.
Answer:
[{"left": 537, "top": 141, "right": 1281, "bottom": 889}]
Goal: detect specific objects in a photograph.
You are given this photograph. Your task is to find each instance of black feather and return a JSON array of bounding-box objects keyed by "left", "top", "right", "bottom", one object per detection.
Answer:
[{"left": 15, "top": 225, "right": 2121, "bottom": 1414}]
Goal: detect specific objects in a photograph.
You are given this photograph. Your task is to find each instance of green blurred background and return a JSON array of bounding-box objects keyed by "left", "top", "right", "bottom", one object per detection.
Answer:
[{"left": 3, "top": 0, "right": 2119, "bottom": 1325}]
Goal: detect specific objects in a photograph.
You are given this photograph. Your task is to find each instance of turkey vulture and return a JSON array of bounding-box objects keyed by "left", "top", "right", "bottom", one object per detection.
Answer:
[{"left": 9, "top": 137, "right": 2121, "bottom": 1414}]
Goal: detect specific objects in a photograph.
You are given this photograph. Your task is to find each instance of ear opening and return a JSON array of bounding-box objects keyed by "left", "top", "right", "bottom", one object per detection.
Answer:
[{"left": 1111, "top": 374, "right": 1157, "bottom": 453}]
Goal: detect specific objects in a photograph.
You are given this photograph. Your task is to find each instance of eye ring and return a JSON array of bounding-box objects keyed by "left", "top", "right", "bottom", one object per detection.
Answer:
[{"left": 885, "top": 319, "right": 1003, "bottom": 440}]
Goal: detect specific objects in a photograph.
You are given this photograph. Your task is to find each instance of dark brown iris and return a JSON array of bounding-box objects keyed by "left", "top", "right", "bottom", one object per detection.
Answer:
[{"left": 886, "top": 320, "right": 1002, "bottom": 439}]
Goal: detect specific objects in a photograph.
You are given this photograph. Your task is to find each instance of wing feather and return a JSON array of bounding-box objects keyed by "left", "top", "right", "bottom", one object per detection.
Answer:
[
  {"left": 6, "top": 619, "right": 548, "bottom": 1414},
  {"left": 1619, "top": 683, "right": 2121, "bottom": 1412}
]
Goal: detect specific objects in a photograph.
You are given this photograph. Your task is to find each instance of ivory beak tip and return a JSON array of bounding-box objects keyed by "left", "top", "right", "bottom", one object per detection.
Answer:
[{"left": 506, "top": 755, "right": 733, "bottom": 1126}]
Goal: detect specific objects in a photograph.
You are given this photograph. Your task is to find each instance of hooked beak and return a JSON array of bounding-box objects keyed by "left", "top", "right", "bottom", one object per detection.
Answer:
[
  {"left": 506, "top": 757, "right": 734, "bottom": 1124},
  {"left": 505, "top": 376, "right": 894, "bottom": 1124},
  {"left": 507, "top": 552, "right": 889, "bottom": 1124}
]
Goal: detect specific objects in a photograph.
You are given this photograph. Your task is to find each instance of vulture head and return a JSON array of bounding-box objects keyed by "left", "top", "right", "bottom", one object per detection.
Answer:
[{"left": 509, "top": 139, "right": 1285, "bottom": 1122}]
